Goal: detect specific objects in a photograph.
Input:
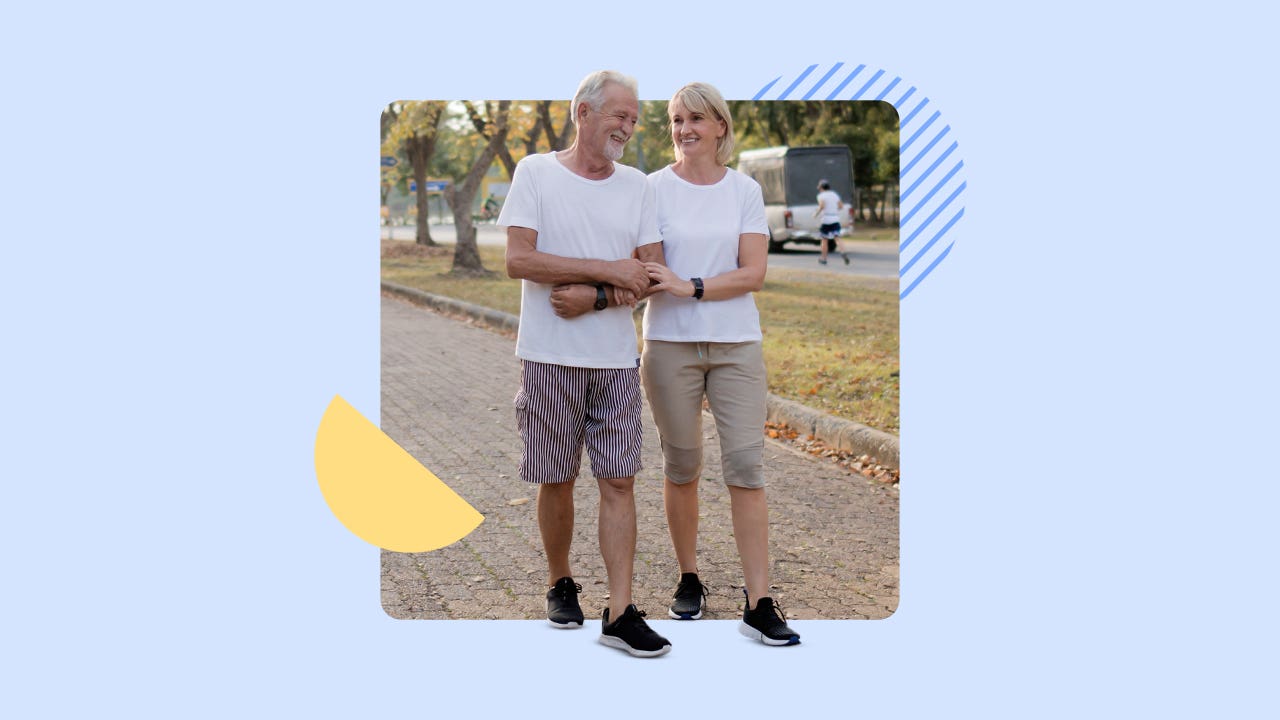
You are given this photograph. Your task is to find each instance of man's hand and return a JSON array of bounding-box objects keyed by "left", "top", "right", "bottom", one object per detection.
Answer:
[
  {"left": 607, "top": 258, "right": 650, "bottom": 297},
  {"left": 614, "top": 287, "right": 639, "bottom": 307},
  {"left": 550, "top": 284, "right": 598, "bottom": 318}
]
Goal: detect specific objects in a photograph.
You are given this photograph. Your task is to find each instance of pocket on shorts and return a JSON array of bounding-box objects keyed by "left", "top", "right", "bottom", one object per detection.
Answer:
[{"left": 513, "top": 388, "right": 529, "bottom": 433}]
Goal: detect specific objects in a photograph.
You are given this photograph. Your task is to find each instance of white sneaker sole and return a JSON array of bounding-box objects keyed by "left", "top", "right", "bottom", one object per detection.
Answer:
[
  {"left": 738, "top": 621, "right": 801, "bottom": 646},
  {"left": 598, "top": 634, "right": 672, "bottom": 657},
  {"left": 547, "top": 618, "right": 582, "bottom": 629}
]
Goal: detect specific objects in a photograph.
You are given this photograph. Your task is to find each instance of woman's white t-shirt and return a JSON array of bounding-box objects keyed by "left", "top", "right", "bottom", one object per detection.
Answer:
[{"left": 642, "top": 165, "right": 768, "bottom": 343}]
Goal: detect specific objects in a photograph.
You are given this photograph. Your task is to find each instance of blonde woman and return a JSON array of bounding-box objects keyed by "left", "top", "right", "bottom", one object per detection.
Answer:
[{"left": 640, "top": 82, "right": 799, "bottom": 645}]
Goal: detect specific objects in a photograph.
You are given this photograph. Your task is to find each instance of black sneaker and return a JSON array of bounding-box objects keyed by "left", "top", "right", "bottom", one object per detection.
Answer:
[
  {"left": 668, "top": 572, "right": 708, "bottom": 620},
  {"left": 739, "top": 593, "right": 801, "bottom": 646},
  {"left": 842, "top": 252, "right": 850, "bottom": 265},
  {"left": 599, "top": 605, "right": 672, "bottom": 657},
  {"left": 546, "top": 577, "right": 583, "bottom": 629}
]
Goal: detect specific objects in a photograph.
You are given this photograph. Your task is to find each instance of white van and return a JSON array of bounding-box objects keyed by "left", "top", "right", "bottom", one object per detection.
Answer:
[{"left": 737, "top": 145, "right": 855, "bottom": 253}]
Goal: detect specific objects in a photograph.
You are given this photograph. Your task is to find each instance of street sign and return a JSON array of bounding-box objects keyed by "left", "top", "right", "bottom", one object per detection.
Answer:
[
  {"left": 381, "top": 156, "right": 398, "bottom": 167},
  {"left": 409, "top": 180, "right": 448, "bottom": 193}
]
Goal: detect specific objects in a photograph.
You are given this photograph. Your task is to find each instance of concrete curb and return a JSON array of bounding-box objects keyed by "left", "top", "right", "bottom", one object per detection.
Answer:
[
  {"left": 382, "top": 282, "right": 518, "bottom": 334},
  {"left": 381, "top": 280, "right": 900, "bottom": 469}
]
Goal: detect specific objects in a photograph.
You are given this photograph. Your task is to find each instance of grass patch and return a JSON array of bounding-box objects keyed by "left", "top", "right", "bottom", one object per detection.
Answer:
[
  {"left": 757, "top": 268, "right": 899, "bottom": 434},
  {"left": 382, "top": 239, "right": 899, "bottom": 434},
  {"left": 381, "top": 241, "right": 520, "bottom": 316}
]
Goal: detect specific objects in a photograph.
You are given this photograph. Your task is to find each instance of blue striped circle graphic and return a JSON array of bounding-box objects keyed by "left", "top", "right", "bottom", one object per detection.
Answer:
[{"left": 755, "top": 64, "right": 964, "bottom": 300}]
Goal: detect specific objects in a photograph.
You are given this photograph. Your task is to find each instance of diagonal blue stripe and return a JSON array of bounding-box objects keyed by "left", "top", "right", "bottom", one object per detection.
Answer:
[
  {"left": 802, "top": 62, "right": 845, "bottom": 100},
  {"left": 778, "top": 65, "right": 819, "bottom": 99},
  {"left": 851, "top": 69, "right": 885, "bottom": 100},
  {"left": 902, "top": 181, "right": 965, "bottom": 250},
  {"left": 901, "top": 208, "right": 964, "bottom": 278},
  {"left": 900, "top": 97, "right": 928, "bottom": 129},
  {"left": 875, "top": 77, "right": 901, "bottom": 102},
  {"left": 753, "top": 77, "right": 782, "bottom": 101},
  {"left": 902, "top": 140, "right": 956, "bottom": 201},
  {"left": 901, "top": 240, "right": 955, "bottom": 300},
  {"left": 901, "top": 126, "right": 950, "bottom": 178},
  {"left": 826, "top": 64, "right": 866, "bottom": 100},
  {"left": 894, "top": 86, "right": 917, "bottom": 109},
  {"left": 900, "top": 110, "right": 940, "bottom": 154}
]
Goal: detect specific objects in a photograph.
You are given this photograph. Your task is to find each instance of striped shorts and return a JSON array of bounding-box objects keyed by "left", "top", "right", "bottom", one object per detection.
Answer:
[{"left": 513, "top": 360, "right": 643, "bottom": 484}]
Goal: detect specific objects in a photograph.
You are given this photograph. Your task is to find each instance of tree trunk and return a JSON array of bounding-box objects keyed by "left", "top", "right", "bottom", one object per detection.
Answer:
[
  {"left": 406, "top": 134, "right": 436, "bottom": 246},
  {"left": 539, "top": 100, "right": 574, "bottom": 151},
  {"left": 448, "top": 101, "right": 512, "bottom": 276}
]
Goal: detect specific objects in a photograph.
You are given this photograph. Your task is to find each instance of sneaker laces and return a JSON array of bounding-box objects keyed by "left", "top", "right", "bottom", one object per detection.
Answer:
[
  {"left": 674, "top": 577, "right": 708, "bottom": 601},
  {"left": 553, "top": 579, "right": 582, "bottom": 598},
  {"left": 752, "top": 598, "right": 793, "bottom": 636},
  {"left": 614, "top": 606, "right": 649, "bottom": 628},
  {"left": 764, "top": 599, "right": 788, "bottom": 625}
]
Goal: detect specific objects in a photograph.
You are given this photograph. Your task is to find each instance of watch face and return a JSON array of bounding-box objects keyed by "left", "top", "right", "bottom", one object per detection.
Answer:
[{"left": 594, "top": 286, "right": 608, "bottom": 310}]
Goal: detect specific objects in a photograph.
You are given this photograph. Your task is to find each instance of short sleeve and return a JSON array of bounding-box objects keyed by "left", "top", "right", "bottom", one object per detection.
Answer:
[
  {"left": 636, "top": 175, "right": 662, "bottom": 248},
  {"left": 496, "top": 156, "right": 540, "bottom": 232},
  {"left": 740, "top": 175, "right": 769, "bottom": 235}
]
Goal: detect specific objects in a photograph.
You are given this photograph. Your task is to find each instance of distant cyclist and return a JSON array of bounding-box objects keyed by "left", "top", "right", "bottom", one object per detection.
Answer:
[
  {"left": 481, "top": 193, "right": 500, "bottom": 222},
  {"left": 814, "top": 179, "right": 848, "bottom": 265}
]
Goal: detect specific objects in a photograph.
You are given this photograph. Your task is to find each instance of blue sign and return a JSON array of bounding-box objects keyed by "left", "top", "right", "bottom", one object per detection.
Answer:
[
  {"left": 408, "top": 180, "right": 448, "bottom": 193},
  {"left": 381, "top": 156, "right": 398, "bottom": 167}
]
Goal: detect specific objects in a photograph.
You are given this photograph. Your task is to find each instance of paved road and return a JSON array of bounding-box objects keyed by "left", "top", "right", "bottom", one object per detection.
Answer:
[
  {"left": 383, "top": 222, "right": 900, "bottom": 279},
  {"left": 380, "top": 295, "right": 899, "bottom": 621}
]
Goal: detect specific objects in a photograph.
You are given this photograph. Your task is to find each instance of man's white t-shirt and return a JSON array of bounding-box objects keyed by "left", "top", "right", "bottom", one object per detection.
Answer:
[
  {"left": 817, "top": 189, "right": 843, "bottom": 223},
  {"left": 498, "top": 152, "right": 661, "bottom": 369},
  {"left": 642, "top": 166, "right": 768, "bottom": 343}
]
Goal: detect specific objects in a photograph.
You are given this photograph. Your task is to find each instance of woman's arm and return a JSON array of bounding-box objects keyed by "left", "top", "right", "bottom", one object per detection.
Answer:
[{"left": 644, "top": 232, "right": 767, "bottom": 301}]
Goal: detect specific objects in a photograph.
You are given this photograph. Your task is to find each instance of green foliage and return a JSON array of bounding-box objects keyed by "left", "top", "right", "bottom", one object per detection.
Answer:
[{"left": 728, "top": 101, "right": 900, "bottom": 187}]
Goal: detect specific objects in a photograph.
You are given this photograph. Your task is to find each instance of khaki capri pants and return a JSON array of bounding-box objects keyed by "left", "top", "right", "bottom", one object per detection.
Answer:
[{"left": 640, "top": 340, "right": 767, "bottom": 489}]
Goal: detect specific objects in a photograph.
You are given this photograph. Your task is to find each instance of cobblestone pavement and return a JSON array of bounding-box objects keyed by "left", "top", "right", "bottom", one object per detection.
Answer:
[{"left": 380, "top": 295, "right": 899, "bottom": 621}]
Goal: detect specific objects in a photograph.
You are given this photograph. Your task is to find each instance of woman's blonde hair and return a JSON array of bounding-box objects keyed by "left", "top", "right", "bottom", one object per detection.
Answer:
[{"left": 670, "top": 82, "right": 735, "bottom": 166}]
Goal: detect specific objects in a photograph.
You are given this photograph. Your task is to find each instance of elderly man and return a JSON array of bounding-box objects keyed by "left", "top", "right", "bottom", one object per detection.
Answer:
[{"left": 499, "top": 70, "right": 670, "bottom": 657}]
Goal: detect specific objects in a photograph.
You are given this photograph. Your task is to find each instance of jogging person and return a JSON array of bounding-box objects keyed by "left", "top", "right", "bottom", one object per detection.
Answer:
[{"left": 815, "top": 179, "right": 848, "bottom": 265}]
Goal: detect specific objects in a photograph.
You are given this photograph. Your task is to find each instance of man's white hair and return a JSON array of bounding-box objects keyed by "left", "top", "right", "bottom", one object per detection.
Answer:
[{"left": 570, "top": 70, "right": 638, "bottom": 127}]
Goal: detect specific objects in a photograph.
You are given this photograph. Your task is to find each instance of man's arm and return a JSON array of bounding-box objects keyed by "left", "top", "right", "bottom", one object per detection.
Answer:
[
  {"left": 547, "top": 241, "right": 667, "bottom": 319},
  {"left": 505, "top": 226, "right": 649, "bottom": 295}
]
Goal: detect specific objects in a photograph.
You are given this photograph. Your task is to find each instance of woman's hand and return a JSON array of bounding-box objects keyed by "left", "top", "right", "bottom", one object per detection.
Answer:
[{"left": 644, "top": 262, "right": 694, "bottom": 298}]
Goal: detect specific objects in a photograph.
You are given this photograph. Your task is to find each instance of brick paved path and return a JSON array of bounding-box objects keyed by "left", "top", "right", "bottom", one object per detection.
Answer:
[{"left": 380, "top": 295, "right": 899, "bottom": 620}]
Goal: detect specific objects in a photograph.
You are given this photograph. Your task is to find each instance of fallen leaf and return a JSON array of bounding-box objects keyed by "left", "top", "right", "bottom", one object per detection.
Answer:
[{"left": 507, "top": 498, "right": 530, "bottom": 506}]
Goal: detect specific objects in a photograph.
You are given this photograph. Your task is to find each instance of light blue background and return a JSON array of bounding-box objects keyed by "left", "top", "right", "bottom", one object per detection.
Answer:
[{"left": 4, "top": 2, "right": 1278, "bottom": 717}]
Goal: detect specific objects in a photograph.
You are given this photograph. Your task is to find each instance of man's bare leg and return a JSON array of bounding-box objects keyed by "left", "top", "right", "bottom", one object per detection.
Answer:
[
  {"left": 597, "top": 475, "right": 636, "bottom": 620},
  {"left": 538, "top": 479, "right": 576, "bottom": 585}
]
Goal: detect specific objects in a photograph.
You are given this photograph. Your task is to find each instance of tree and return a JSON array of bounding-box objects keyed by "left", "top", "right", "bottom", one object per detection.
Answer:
[
  {"left": 441, "top": 100, "right": 511, "bottom": 275},
  {"left": 486, "top": 99, "right": 578, "bottom": 180},
  {"left": 728, "top": 100, "right": 901, "bottom": 223},
  {"left": 382, "top": 101, "right": 447, "bottom": 246}
]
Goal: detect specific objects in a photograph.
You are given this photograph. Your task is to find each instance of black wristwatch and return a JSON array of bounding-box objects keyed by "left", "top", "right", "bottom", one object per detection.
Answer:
[
  {"left": 593, "top": 284, "right": 608, "bottom": 311},
  {"left": 691, "top": 277, "right": 704, "bottom": 300}
]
